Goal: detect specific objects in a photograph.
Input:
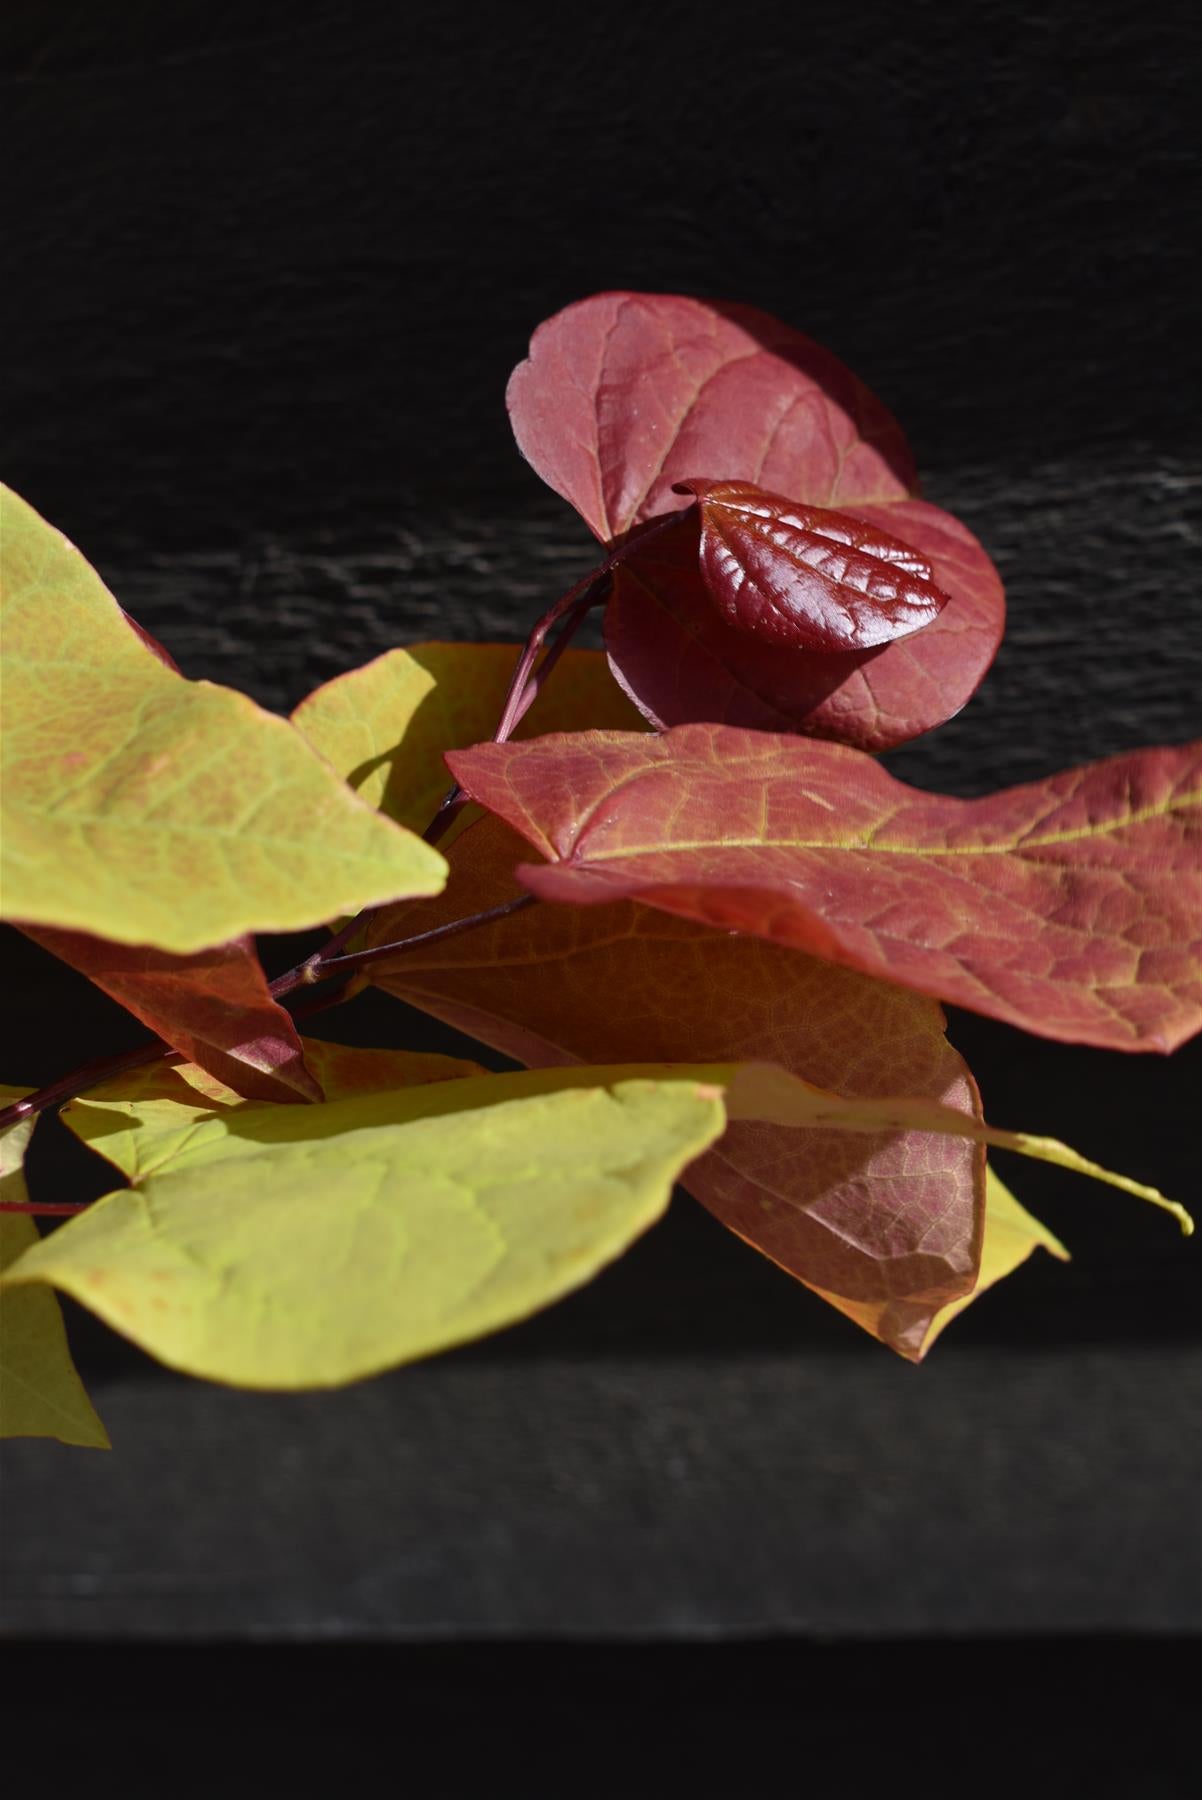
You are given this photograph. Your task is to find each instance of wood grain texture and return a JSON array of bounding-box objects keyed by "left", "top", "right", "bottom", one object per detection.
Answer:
[{"left": 2, "top": 1346, "right": 1200, "bottom": 1636}]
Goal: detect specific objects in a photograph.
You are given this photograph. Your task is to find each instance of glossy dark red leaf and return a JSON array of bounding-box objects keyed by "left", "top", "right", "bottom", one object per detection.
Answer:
[
  {"left": 605, "top": 500, "right": 1005, "bottom": 751},
  {"left": 670, "top": 478, "right": 948, "bottom": 652}
]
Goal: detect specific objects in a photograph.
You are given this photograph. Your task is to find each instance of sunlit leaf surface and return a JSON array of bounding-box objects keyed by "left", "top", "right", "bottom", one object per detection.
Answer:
[
  {"left": 1, "top": 486, "right": 446, "bottom": 951},
  {"left": 450, "top": 725, "right": 1202, "bottom": 1052},
  {"left": 13, "top": 1065, "right": 725, "bottom": 1388},
  {"left": 0, "top": 1087, "right": 109, "bottom": 1447}
]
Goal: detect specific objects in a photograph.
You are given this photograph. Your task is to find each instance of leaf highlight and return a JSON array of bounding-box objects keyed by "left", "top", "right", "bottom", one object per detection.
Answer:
[{"left": 672, "top": 480, "right": 948, "bottom": 652}]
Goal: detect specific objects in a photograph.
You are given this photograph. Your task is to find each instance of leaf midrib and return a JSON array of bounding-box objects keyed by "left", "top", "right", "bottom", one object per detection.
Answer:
[{"left": 571, "top": 787, "right": 1201, "bottom": 864}]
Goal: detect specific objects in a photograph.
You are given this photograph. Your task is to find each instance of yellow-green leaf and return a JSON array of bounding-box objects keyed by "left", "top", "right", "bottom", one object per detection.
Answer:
[
  {"left": 290, "top": 642, "right": 643, "bottom": 835},
  {"left": 919, "top": 1165, "right": 1069, "bottom": 1352},
  {"left": 0, "top": 1087, "right": 109, "bottom": 1448},
  {"left": 0, "top": 486, "right": 447, "bottom": 951},
  {"left": 7, "top": 1068, "right": 725, "bottom": 1389},
  {"left": 64, "top": 1038, "right": 489, "bottom": 1183}
]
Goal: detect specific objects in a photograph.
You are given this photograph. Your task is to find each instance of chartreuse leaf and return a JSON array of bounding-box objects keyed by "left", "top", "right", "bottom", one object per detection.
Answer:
[
  {"left": 0, "top": 1088, "right": 109, "bottom": 1447},
  {"left": 23, "top": 1051, "right": 1180, "bottom": 1382},
  {"left": 919, "top": 1166, "right": 1069, "bottom": 1354},
  {"left": 63, "top": 1039, "right": 489, "bottom": 1182},
  {"left": 290, "top": 643, "right": 643, "bottom": 836},
  {"left": 4, "top": 1066, "right": 726, "bottom": 1389},
  {"left": 0, "top": 486, "right": 446, "bottom": 952}
]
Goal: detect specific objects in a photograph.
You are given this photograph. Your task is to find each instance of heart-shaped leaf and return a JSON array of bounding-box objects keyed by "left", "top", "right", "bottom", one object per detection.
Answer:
[
  {"left": 448, "top": 725, "right": 1202, "bottom": 1053},
  {"left": 506, "top": 293, "right": 1004, "bottom": 750},
  {"left": 10, "top": 1064, "right": 726, "bottom": 1389},
  {"left": 507, "top": 291, "right": 916, "bottom": 543},
  {"left": 670, "top": 479, "right": 948, "bottom": 652}
]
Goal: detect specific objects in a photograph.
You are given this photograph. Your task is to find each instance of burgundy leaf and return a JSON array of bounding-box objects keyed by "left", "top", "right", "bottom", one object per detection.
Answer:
[
  {"left": 605, "top": 499, "right": 1004, "bottom": 751},
  {"left": 671, "top": 478, "right": 948, "bottom": 651},
  {"left": 507, "top": 292, "right": 1004, "bottom": 749}
]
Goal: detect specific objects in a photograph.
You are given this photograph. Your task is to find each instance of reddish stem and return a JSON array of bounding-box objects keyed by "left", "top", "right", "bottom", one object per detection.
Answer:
[
  {"left": 0, "top": 1042, "right": 182, "bottom": 1134},
  {"left": 315, "top": 892, "right": 536, "bottom": 977},
  {"left": 0, "top": 1202, "right": 90, "bottom": 1216}
]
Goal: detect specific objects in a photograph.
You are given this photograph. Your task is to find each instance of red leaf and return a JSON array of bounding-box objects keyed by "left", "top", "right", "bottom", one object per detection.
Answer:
[
  {"left": 508, "top": 293, "right": 1004, "bottom": 749},
  {"left": 22, "top": 926, "right": 323, "bottom": 1103},
  {"left": 448, "top": 726, "right": 1202, "bottom": 1054},
  {"left": 507, "top": 291, "right": 916, "bottom": 544},
  {"left": 357, "top": 815, "right": 985, "bottom": 1360},
  {"left": 669, "top": 480, "right": 948, "bottom": 652},
  {"left": 606, "top": 496, "right": 1004, "bottom": 752}
]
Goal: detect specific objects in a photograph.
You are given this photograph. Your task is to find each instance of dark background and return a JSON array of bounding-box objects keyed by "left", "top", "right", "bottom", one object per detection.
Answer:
[{"left": 2, "top": 0, "right": 1200, "bottom": 1743}]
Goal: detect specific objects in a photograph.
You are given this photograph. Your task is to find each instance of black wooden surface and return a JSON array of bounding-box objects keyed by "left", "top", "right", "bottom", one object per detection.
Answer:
[{"left": 2, "top": 0, "right": 1200, "bottom": 1649}]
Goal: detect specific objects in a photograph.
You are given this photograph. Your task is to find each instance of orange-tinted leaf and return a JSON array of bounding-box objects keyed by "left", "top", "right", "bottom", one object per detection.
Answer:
[
  {"left": 21, "top": 926, "right": 321, "bottom": 1103},
  {"left": 606, "top": 499, "right": 1004, "bottom": 751},
  {"left": 448, "top": 725, "right": 1202, "bottom": 1053},
  {"left": 671, "top": 480, "right": 947, "bottom": 651},
  {"left": 356, "top": 815, "right": 985, "bottom": 1360},
  {"left": 507, "top": 291, "right": 916, "bottom": 543}
]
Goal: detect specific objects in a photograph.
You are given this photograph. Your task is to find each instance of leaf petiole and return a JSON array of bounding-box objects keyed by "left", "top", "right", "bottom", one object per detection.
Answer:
[{"left": 0, "top": 899, "right": 536, "bottom": 1142}]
